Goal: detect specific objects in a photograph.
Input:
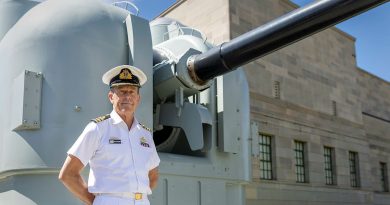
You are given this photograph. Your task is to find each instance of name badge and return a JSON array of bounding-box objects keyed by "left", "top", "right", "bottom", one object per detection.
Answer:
[{"left": 109, "top": 138, "right": 121, "bottom": 144}]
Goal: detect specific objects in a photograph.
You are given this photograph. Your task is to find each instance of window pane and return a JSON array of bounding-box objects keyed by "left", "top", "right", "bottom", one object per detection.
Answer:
[
  {"left": 259, "top": 134, "right": 273, "bottom": 180},
  {"left": 295, "top": 141, "right": 306, "bottom": 183},
  {"left": 349, "top": 151, "right": 359, "bottom": 187},
  {"left": 324, "top": 147, "right": 334, "bottom": 185},
  {"left": 380, "top": 162, "right": 389, "bottom": 192}
]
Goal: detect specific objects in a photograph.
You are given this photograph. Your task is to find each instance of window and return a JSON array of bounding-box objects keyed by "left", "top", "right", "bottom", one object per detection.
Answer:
[
  {"left": 273, "top": 81, "right": 280, "bottom": 99},
  {"left": 259, "top": 133, "right": 273, "bottom": 180},
  {"left": 332, "top": 100, "right": 337, "bottom": 116},
  {"left": 380, "top": 162, "right": 389, "bottom": 192},
  {"left": 294, "top": 141, "right": 306, "bottom": 183},
  {"left": 349, "top": 151, "right": 360, "bottom": 187},
  {"left": 324, "top": 147, "right": 335, "bottom": 185}
]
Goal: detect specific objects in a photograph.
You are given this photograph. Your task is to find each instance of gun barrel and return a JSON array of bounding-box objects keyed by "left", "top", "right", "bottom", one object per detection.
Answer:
[{"left": 191, "top": 0, "right": 389, "bottom": 82}]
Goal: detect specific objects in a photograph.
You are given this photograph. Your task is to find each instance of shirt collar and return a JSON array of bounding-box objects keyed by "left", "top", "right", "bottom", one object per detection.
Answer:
[
  {"left": 110, "top": 110, "right": 123, "bottom": 124},
  {"left": 110, "top": 110, "right": 139, "bottom": 130}
]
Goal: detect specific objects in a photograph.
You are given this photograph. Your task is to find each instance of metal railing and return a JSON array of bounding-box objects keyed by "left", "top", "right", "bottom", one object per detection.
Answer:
[
  {"left": 163, "top": 23, "right": 207, "bottom": 43},
  {"left": 112, "top": 1, "right": 139, "bottom": 16}
]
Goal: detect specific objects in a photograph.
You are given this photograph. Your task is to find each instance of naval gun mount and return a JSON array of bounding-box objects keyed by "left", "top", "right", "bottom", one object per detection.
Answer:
[
  {"left": 149, "top": 0, "right": 389, "bottom": 156},
  {"left": 0, "top": 0, "right": 387, "bottom": 204},
  {"left": 151, "top": 18, "right": 214, "bottom": 155}
]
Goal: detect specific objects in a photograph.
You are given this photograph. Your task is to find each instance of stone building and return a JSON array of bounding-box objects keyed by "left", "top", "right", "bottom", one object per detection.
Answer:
[{"left": 159, "top": 0, "right": 390, "bottom": 204}]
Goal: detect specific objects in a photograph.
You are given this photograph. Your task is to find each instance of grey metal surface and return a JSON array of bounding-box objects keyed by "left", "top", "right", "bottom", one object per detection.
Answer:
[
  {"left": 152, "top": 35, "right": 212, "bottom": 97},
  {"left": 0, "top": 1, "right": 251, "bottom": 205},
  {"left": 217, "top": 70, "right": 250, "bottom": 154},
  {"left": 11, "top": 70, "right": 42, "bottom": 131},
  {"left": 159, "top": 102, "right": 212, "bottom": 151},
  {"left": 153, "top": 47, "right": 212, "bottom": 102},
  {"left": 0, "top": 0, "right": 152, "bottom": 204},
  {"left": 150, "top": 17, "right": 204, "bottom": 46},
  {"left": 0, "top": 173, "right": 81, "bottom": 205},
  {"left": 0, "top": 0, "right": 128, "bottom": 170},
  {"left": 0, "top": 0, "right": 38, "bottom": 41},
  {"left": 125, "top": 14, "right": 154, "bottom": 128},
  {"left": 151, "top": 66, "right": 251, "bottom": 204}
]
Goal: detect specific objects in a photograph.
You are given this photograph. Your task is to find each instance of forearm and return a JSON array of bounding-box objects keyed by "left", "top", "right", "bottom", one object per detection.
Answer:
[
  {"left": 149, "top": 167, "right": 159, "bottom": 190},
  {"left": 149, "top": 178, "right": 158, "bottom": 190},
  {"left": 60, "top": 175, "right": 95, "bottom": 205}
]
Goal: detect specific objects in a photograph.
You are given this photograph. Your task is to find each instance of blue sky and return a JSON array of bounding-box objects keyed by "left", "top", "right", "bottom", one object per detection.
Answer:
[
  {"left": 107, "top": 0, "right": 389, "bottom": 82},
  {"left": 291, "top": 0, "right": 390, "bottom": 82}
]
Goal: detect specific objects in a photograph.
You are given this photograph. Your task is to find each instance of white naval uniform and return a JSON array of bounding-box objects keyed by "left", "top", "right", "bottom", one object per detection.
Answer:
[{"left": 67, "top": 110, "right": 160, "bottom": 205}]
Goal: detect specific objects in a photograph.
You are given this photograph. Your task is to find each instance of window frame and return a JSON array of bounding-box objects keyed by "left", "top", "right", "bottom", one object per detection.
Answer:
[
  {"left": 324, "top": 146, "right": 336, "bottom": 185},
  {"left": 294, "top": 140, "right": 307, "bottom": 183},
  {"left": 349, "top": 151, "right": 360, "bottom": 188},
  {"left": 380, "top": 162, "right": 389, "bottom": 192},
  {"left": 259, "top": 133, "right": 274, "bottom": 180}
]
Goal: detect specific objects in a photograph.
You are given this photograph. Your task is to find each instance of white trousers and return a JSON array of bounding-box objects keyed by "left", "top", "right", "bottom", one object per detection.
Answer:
[{"left": 93, "top": 195, "right": 150, "bottom": 205}]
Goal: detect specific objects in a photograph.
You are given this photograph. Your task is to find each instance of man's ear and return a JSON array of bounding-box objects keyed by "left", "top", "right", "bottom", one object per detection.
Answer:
[{"left": 108, "top": 91, "right": 114, "bottom": 103}]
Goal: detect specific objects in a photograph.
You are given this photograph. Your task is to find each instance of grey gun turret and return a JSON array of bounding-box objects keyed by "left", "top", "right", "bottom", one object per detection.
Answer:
[
  {"left": 0, "top": 0, "right": 388, "bottom": 204},
  {"left": 150, "top": 0, "right": 388, "bottom": 154}
]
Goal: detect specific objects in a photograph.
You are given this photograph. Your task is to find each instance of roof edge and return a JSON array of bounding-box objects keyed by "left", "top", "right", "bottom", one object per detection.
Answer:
[
  {"left": 155, "top": 0, "right": 187, "bottom": 20},
  {"left": 357, "top": 67, "right": 389, "bottom": 84}
]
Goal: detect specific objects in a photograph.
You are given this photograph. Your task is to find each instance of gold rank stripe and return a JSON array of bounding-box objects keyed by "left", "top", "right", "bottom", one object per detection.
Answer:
[
  {"left": 139, "top": 123, "right": 152, "bottom": 132},
  {"left": 91, "top": 114, "right": 111, "bottom": 123}
]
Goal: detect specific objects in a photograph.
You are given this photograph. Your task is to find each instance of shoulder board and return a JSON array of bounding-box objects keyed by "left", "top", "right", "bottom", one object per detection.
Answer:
[
  {"left": 91, "top": 114, "right": 110, "bottom": 123},
  {"left": 139, "top": 123, "right": 152, "bottom": 132}
]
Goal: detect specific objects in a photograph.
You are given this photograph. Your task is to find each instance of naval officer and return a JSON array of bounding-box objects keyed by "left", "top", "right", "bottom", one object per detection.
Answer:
[{"left": 59, "top": 65, "right": 160, "bottom": 205}]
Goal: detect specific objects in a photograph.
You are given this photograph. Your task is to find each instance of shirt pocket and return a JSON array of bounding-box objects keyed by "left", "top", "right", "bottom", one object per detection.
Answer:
[{"left": 99, "top": 139, "right": 129, "bottom": 162}]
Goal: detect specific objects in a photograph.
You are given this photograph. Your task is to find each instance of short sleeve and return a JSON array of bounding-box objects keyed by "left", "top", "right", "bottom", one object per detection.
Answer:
[
  {"left": 149, "top": 139, "right": 160, "bottom": 170},
  {"left": 67, "top": 122, "right": 101, "bottom": 166}
]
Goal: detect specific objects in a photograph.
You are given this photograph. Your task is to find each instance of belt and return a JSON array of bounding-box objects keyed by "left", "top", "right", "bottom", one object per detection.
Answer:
[{"left": 95, "top": 193, "right": 146, "bottom": 200}]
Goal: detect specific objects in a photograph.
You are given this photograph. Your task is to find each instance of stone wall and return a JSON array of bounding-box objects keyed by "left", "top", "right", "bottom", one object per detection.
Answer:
[
  {"left": 230, "top": 0, "right": 363, "bottom": 124},
  {"left": 160, "top": 0, "right": 390, "bottom": 204},
  {"left": 229, "top": 0, "right": 390, "bottom": 204},
  {"left": 357, "top": 68, "right": 390, "bottom": 120}
]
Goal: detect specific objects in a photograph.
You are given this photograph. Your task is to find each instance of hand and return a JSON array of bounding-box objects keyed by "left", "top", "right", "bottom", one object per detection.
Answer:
[{"left": 85, "top": 193, "right": 95, "bottom": 205}]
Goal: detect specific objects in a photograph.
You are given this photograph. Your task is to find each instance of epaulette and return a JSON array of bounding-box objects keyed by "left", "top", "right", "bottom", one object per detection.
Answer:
[
  {"left": 91, "top": 114, "right": 110, "bottom": 123},
  {"left": 139, "top": 123, "right": 152, "bottom": 132}
]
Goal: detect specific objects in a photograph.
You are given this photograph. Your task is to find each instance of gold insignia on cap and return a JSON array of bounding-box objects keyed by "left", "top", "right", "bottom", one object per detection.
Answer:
[{"left": 119, "top": 69, "right": 132, "bottom": 80}]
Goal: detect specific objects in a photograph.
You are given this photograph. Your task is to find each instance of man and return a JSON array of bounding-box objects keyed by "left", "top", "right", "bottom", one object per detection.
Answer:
[{"left": 59, "top": 65, "right": 160, "bottom": 205}]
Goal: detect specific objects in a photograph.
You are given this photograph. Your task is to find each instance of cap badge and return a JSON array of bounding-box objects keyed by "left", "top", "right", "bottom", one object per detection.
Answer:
[
  {"left": 140, "top": 136, "right": 150, "bottom": 148},
  {"left": 119, "top": 69, "right": 133, "bottom": 80}
]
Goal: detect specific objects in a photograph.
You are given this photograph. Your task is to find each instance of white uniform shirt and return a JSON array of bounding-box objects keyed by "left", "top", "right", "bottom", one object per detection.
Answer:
[{"left": 67, "top": 110, "right": 160, "bottom": 195}]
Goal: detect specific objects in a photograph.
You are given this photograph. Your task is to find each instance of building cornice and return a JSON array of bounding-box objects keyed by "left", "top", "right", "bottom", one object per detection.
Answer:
[
  {"left": 157, "top": 0, "right": 356, "bottom": 42},
  {"left": 357, "top": 67, "right": 389, "bottom": 84},
  {"left": 156, "top": 0, "right": 187, "bottom": 19}
]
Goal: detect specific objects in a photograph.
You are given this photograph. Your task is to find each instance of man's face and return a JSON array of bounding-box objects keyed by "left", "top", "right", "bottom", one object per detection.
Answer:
[{"left": 108, "top": 85, "right": 140, "bottom": 116}]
